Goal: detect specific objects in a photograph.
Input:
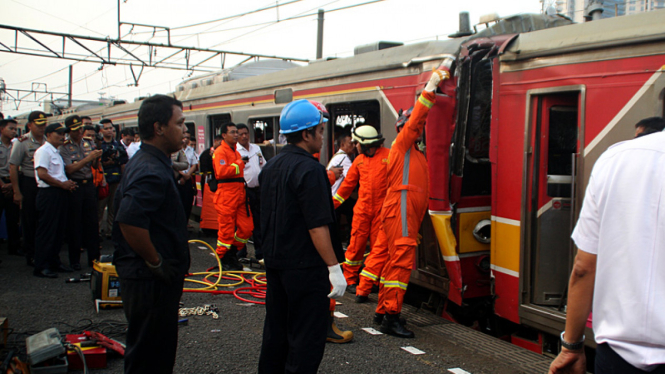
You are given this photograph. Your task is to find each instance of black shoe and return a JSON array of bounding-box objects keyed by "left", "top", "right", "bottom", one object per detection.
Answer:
[
  {"left": 34, "top": 269, "right": 58, "bottom": 278},
  {"left": 26, "top": 257, "right": 34, "bottom": 267},
  {"left": 71, "top": 263, "right": 82, "bottom": 271},
  {"left": 380, "top": 313, "right": 414, "bottom": 338},
  {"left": 56, "top": 264, "right": 74, "bottom": 273},
  {"left": 346, "top": 283, "right": 357, "bottom": 294},
  {"left": 355, "top": 294, "right": 369, "bottom": 303},
  {"left": 371, "top": 284, "right": 380, "bottom": 294},
  {"left": 373, "top": 313, "right": 407, "bottom": 326}
]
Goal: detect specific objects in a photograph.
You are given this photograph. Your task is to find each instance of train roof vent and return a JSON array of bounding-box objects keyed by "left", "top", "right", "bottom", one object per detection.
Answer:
[{"left": 354, "top": 41, "right": 404, "bottom": 56}]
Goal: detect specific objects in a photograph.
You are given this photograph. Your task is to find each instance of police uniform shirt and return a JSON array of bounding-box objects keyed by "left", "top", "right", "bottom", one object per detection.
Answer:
[
  {"left": 0, "top": 140, "right": 13, "bottom": 178},
  {"left": 33, "top": 142, "right": 67, "bottom": 188},
  {"left": 237, "top": 142, "right": 264, "bottom": 188},
  {"left": 59, "top": 138, "right": 95, "bottom": 180},
  {"left": 183, "top": 146, "right": 199, "bottom": 168},
  {"left": 259, "top": 144, "right": 344, "bottom": 269},
  {"left": 9, "top": 133, "right": 44, "bottom": 177}
]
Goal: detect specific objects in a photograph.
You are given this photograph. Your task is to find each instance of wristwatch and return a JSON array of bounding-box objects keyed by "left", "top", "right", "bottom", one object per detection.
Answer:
[{"left": 560, "top": 331, "right": 585, "bottom": 351}]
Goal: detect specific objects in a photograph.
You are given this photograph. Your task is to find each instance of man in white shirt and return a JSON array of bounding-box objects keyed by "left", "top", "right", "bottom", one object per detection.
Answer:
[
  {"left": 32, "top": 123, "right": 78, "bottom": 278},
  {"left": 127, "top": 140, "right": 141, "bottom": 159},
  {"left": 327, "top": 132, "right": 355, "bottom": 247},
  {"left": 178, "top": 131, "right": 199, "bottom": 223},
  {"left": 549, "top": 119, "right": 665, "bottom": 374},
  {"left": 327, "top": 133, "right": 354, "bottom": 195},
  {"left": 236, "top": 123, "right": 265, "bottom": 260},
  {"left": 120, "top": 128, "right": 134, "bottom": 151}
]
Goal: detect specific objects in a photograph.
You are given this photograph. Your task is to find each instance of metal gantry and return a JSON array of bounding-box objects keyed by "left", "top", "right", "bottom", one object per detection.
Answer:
[{"left": 0, "top": 24, "right": 310, "bottom": 80}]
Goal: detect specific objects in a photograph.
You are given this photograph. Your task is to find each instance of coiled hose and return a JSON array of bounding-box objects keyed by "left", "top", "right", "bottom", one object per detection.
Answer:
[{"left": 183, "top": 239, "right": 267, "bottom": 305}]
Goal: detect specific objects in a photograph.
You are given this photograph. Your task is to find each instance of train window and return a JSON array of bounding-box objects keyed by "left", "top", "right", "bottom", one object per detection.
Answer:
[
  {"left": 248, "top": 116, "right": 280, "bottom": 144},
  {"left": 326, "top": 101, "right": 380, "bottom": 158},
  {"left": 184, "top": 122, "right": 195, "bottom": 138},
  {"left": 207, "top": 113, "right": 231, "bottom": 147}
]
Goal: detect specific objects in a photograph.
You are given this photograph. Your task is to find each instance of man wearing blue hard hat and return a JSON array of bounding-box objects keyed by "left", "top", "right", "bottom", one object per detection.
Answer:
[{"left": 258, "top": 99, "right": 346, "bottom": 373}]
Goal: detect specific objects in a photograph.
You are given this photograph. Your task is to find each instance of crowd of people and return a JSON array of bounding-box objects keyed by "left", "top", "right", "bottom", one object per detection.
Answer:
[
  {"left": 2, "top": 65, "right": 663, "bottom": 374},
  {"left": 0, "top": 109, "right": 198, "bottom": 277}
]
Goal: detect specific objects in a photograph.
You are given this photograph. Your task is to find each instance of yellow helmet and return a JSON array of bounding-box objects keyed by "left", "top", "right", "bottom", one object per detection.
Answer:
[{"left": 352, "top": 125, "right": 384, "bottom": 147}]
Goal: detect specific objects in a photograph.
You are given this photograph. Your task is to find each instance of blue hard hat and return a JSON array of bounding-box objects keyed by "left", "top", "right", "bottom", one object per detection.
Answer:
[{"left": 279, "top": 99, "right": 328, "bottom": 134}]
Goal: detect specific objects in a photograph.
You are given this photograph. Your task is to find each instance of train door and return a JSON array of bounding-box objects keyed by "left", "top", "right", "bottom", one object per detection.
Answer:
[{"left": 523, "top": 90, "right": 581, "bottom": 309}]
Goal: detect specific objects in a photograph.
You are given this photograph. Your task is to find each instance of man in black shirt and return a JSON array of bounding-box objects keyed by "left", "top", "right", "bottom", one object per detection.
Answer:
[
  {"left": 197, "top": 135, "right": 222, "bottom": 200},
  {"left": 258, "top": 100, "right": 346, "bottom": 374},
  {"left": 113, "top": 94, "right": 189, "bottom": 374}
]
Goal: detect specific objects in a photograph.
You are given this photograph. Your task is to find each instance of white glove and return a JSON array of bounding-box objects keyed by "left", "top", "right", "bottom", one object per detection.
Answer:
[
  {"left": 327, "top": 264, "right": 346, "bottom": 299},
  {"left": 424, "top": 69, "right": 450, "bottom": 92}
]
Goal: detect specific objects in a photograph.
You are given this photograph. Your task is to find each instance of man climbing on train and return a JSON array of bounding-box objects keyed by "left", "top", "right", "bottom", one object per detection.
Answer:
[{"left": 375, "top": 68, "right": 449, "bottom": 338}]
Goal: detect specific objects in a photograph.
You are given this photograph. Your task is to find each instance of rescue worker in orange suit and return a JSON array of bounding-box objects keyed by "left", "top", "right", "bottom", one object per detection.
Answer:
[
  {"left": 377, "top": 69, "right": 448, "bottom": 338},
  {"left": 332, "top": 125, "right": 390, "bottom": 296},
  {"left": 212, "top": 122, "right": 253, "bottom": 271}
]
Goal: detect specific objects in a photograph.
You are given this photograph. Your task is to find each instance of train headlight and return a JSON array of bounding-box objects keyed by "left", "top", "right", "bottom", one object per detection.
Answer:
[
  {"left": 472, "top": 219, "right": 491, "bottom": 244},
  {"left": 476, "top": 255, "right": 490, "bottom": 273}
]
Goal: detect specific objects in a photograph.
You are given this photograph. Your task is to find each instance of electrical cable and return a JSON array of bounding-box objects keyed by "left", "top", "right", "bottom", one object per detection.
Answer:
[{"left": 183, "top": 239, "right": 267, "bottom": 305}]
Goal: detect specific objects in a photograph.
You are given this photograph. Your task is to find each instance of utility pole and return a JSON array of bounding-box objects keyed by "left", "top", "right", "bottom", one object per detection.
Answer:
[
  {"left": 118, "top": 0, "right": 121, "bottom": 40},
  {"left": 316, "top": 9, "right": 324, "bottom": 60},
  {"left": 68, "top": 65, "right": 73, "bottom": 109}
]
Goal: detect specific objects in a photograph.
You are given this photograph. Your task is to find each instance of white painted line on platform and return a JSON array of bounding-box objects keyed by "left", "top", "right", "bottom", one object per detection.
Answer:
[
  {"left": 236, "top": 303, "right": 255, "bottom": 307},
  {"left": 198, "top": 246, "right": 207, "bottom": 250},
  {"left": 448, "top": 368, "right": 471, "bottom": 374},
  {"left": 333, "top": 312, "right": 348, "bottom": 318},
  {"left": 401, "top": 346, "right": 426, "bottom": 355},
  {"left": 362, "top": 327, "right": 383, "bottom": 335}
]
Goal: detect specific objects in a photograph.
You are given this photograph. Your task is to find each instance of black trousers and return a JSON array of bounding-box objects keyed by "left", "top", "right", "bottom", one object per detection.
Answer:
[
  {"left": 258, "top": 266, "right": 329, "bottom": 374},
  {"left": 67, "top": 181, "right": 100, "bottom": 266},
  {"left": 120, "top": 277, "right": 184, "bottom": 374},
  {"left": 0, "top": 179, "right": 20, "bottom": 252},
  {"left": 177, "top": 178, "right": 195, "bottom": 223},
  {"left": 19, "top": 175, "right": 39, "bottom": 260},
  {"left": 34, "top": 187, "right": 69, "bottom": 272},
  {"left": 246, "top": 187, "right": 262, "bottom": 259},
  {"left": 596, "top": 343, "right": 665, "bottom": 374}
]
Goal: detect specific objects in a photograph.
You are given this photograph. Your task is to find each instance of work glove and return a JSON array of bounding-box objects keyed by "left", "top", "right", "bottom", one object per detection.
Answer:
[
  {"left": 424, "top": 69, "right": 450, "bottom": 92},
  {"left": 327, "top": 264, "right": 347, "bottom": 299},
  {"left": 146, "top": 253, "right": 180, "bottom": 284}
]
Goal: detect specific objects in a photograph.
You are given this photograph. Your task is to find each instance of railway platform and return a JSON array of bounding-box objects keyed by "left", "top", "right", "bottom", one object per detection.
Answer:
[{"left": 0, "top": 226, "right": 553, "bottom": 373}]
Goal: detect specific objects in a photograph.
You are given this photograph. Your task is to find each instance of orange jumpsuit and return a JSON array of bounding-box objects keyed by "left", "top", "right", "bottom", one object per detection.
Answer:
[
  {"left": 212, "top": 141, "right": 254, "bottom": 257},
  {"left": 377, "top": 90, "right": 435, "bottom": 315},
  {"left": 333, "top": 147, "right": 390, "bottom": 286}
]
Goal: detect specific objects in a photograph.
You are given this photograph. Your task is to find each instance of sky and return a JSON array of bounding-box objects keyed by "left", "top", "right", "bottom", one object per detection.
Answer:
[{"left": 0, "top": 0, "right": 544, "bottom": 118}]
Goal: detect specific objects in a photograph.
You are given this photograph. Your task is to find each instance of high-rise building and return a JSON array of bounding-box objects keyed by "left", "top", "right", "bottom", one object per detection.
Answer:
[{"left": 552, "top": 0, "right": 663, "bottom": 22}]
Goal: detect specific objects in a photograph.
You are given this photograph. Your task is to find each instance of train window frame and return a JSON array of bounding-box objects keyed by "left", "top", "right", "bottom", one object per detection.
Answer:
[
  {"left": 247, "top": 116, "right": 280, "bottom": 144},
  {"left": 325, "top": 100, "right": 381, "bottom": 161},
  {"left": 206, "top": 113, "right": 232, "bottom": 147}
]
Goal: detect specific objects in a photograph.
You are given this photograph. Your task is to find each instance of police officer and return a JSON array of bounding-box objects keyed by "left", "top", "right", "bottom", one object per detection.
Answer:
[
  {"left": 60, "top": 115, "right": 103, "bottom": 269},
  {"left": 9, "top": 111, "right": 47, "bottom": 266},
  {"left": 0, "top": 119, "right": 21, "bottom": 256},
  {"left": 33, "top": 123, "right": 77, "bottom": 278}
]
